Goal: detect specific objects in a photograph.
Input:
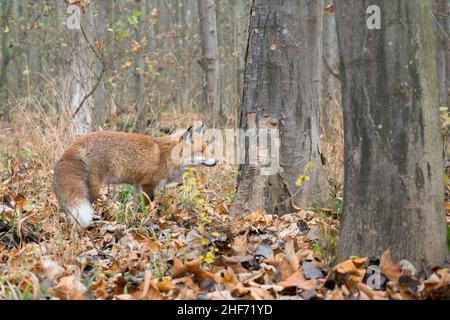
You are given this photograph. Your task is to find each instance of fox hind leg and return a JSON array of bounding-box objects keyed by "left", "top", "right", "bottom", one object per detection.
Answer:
[{"left": 88, "top": 175, "right": 101, "bottom": 203}]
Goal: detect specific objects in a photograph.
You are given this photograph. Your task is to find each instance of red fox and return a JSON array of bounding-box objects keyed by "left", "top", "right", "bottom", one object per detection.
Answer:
[{"left": 53, "top": 124, "right": 217, "bottom": 228}]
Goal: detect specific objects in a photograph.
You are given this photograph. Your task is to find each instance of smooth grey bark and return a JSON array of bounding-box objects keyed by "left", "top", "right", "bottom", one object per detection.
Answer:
[
  {"left": 230, "top": 0, "right": 327, "bottom": 216},
  {"left": 321, "top": 0, "right": 341, "bottom": 132},
  {"left": 431, "top": 0, "right": 449, "bottom": 109},
  {"left": 133, "top": 0, "right": 148, "bottom": 130},
  {"left": 335, "top": 0, "right": 447, "bottom": 267},
  {"left": 231, "top": 0, "right": 249, "bottom": 106},
  {"left": 67, "top": 4, "right": 95, "bottom": 134},
  {"left": 198, "top": 0, "right": 221, "bottom": 127},
  {"left": 0, "top": 0, "right": 12, "bottom": 93}
]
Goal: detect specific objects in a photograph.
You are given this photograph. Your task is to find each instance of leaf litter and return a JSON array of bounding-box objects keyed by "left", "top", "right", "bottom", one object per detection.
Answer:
[{"left": 0, "top": 147, "right": 449, "bottom": 300}]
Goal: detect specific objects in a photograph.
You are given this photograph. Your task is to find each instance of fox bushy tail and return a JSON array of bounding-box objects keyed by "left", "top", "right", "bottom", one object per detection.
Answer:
[{"left": 53, "top": 157, "right": 94, "bottom": 228}]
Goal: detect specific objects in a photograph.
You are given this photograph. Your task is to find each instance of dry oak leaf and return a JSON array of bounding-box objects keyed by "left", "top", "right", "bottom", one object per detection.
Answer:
[
  {"left": 245, "top": 209, "right": 273, "bottom": 227},
  {"left": 48, "top": 275, "right": 87, "bottom": 300},
  {"left": 215, "top": 267, "right": 238, "bottom": 286},
  {"left": 89, "top": 275, "right": 108, "bottom": 300},
  {"left": 380, "top": 249, "right": 401, "bottom": 282},
  {"left": 172, "top": 257, "right": 214, "bottom": 282},
  {"left": 212, "top": 255, "right": 247, "bottom": 274},
  {"left": 232, "top": 283, "right": 272, "bottom": 300},
  {"left": 278, "top": 270, "right": 317, "bottom": 291},
  {"left": 356, "top": 282, "right": 388, "bottom": 300},
  {"left": 275, "top": 252, "right": 299, "bottom": 281},
  {"left": 334, "top": 257, "right": 368, "bottom": 287},
  {"left": 335, "top": 257, "right": 367, "bottom": 274},
  {"left": 232, "top": 236, "right": 248, "bottom": 256}
]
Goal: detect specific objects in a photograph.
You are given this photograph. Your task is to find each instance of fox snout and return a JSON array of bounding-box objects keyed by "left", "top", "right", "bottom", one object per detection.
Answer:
[
  {"left": 171, "top": 123, "right": 219, "bottom": 169},
  {"left": 180, "top": 156, "right": 218, "bottom": 167}
]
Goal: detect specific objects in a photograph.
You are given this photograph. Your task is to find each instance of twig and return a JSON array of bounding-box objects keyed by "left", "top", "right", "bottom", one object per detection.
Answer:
[{"left": 432, "top": 12, "right": 449, "bottom": 39}]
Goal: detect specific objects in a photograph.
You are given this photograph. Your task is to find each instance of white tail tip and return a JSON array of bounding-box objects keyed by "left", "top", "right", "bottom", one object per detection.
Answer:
[{"left": 68, "top": 202, "right": 93, "bottom": 228}]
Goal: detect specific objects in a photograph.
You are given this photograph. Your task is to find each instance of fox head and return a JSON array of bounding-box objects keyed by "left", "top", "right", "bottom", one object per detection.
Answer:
[{"left": 168, "top": 123, "right": 218, "bottom": 169}]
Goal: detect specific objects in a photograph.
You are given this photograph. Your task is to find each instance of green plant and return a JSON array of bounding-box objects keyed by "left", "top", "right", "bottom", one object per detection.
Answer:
[{"left": 312, "top": 240, "right": 322, "bottom": 257}]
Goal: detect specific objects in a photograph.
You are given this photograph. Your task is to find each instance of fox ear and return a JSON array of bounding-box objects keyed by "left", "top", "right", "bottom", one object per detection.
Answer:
[
  {"left": 171, "top": 123, "right": 203, "bottom": 143},
  {"left": 193, "top": 122, "right": 204, "bottom": 134},
  {"left": 187, "top": 122, "right": 205, "bottom": 143},
  {"left": 171, "top": 126, "right": 193, "bottom": 143},
  {"left": 183, "top": 125, "right": 194, "bottom": 143}
]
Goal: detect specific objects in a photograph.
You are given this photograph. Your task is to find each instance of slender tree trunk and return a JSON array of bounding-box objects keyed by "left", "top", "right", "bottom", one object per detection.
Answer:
[
  {"left": 231, "top": 0, "right": 240, "bottom": 102},
  {"left": 198, "top": 0, "right": 221, "bottom": 127},
  {"left": 335, "top": 0, "right": 447, "bottom": 267},
  {"left": 106, "top": 0, "right": 117, "bottom": 129},
  {"left": 230, "top": 0, "right": 327, "bottom": 216},
  {"left": 67, "top": 4, "right": 95, "bottom": 134},
  {"left": 431, "top": 0, "right": 449, "bottom": 109},
  {"left": 321, "top": 0, "right": 341, "bottom": 133},
  {"left": 0, "top": 0, "right": 12, "bottom": 93},
  {"left": 134, "top": 0, "right": 147, "bottom": 130}
]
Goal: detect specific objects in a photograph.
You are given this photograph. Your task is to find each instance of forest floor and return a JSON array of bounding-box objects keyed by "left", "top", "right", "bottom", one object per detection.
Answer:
[{"left": 0, "top": 123, "right": 449, "bottom": 300}]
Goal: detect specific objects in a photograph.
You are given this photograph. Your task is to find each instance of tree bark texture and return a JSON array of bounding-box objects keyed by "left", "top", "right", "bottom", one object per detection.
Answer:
[
  {"left": 198, "top": 0, "right": 221, "bottom": 127},
  {"left": 67, "top": 5, "right": 95, "bottom": 134},
  {"left": 335, "top": 0, "right": 447, "bottom": 267},
  {"left": 431, "top": 0, "right": 449, "bottom": 109},
  {"left": 230, "top": 0, "right": 327, "bottom": 216}
]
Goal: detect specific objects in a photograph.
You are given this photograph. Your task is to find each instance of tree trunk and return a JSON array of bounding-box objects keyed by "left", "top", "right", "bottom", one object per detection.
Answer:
[
  {"left": 335, "top": 0, "right": 447, "bottom": 267},
  {"left": 229, "top": 0, "right": 327, "bottom": 216},
  {"left": 431, "top": 0, "right": 449, "bottom": 109},
  {"left": 67, "top": 4, "right": 95, "bottom": 134},
  {"left": 0, "top": 0, "right": 12, "bottom": 94},
  {"left": 198, "top": 0, "right": 221, "bottom": 127},
  {"left": 321, "top": 0, "right": 341, "bottom": 133},
  {"left": 134, "top": 0, "right": 147, "bottom": 130}
]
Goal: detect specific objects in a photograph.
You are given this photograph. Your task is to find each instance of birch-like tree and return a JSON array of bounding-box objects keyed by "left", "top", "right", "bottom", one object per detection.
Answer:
[{"left": 198, "top": 0, "right": 220, "bottom": 126}]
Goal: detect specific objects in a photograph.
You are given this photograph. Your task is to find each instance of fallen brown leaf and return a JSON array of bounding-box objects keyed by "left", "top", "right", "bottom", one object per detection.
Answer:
[
  {"left": 380, "top": 249, "right": 401, "bottom": 282},
  {"left": 48, "top": 275, "right": 87, "bottom": 300}
]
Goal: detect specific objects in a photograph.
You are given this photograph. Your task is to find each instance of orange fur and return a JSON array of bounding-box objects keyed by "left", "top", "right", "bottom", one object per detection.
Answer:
[{"left": 53, "top": 128, "right": 215, "bottom": 228}]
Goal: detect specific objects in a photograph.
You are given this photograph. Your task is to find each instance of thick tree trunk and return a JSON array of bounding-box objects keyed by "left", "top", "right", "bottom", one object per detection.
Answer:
[
  {"left": 335, "top": 0, "right": 447, "bottom": 267},
  {"left": 198, "top": 0, "right": 221, "bottom": 127},
  {"left": 431, "top": 0, "right": 449, "bottom": 109},
  {"left": 229, "top": 0, "right": 327, "bottom": 216},
  {"left": 67, "top": 5, "right": 94, "bottom": 134}
]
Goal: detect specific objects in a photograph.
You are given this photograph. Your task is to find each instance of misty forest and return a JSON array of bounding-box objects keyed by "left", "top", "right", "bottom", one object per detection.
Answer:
[{"left": 0, "top": 0, "right": 449, "bottom": 300}]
